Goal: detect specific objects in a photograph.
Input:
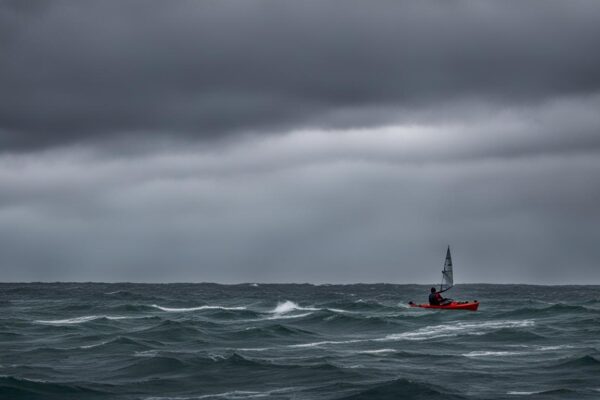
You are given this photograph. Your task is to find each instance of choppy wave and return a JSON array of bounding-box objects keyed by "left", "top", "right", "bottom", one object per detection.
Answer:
[
  {"left": 0, "top": 375, "right": 107, "bottom": 398},
  {"left": 144, "top": 387, "right": 297, "bottom": 400},
  {"left": 496, "top": 303, "right": 596, "bottom": 318},
  {"left": 338, "top": 378, "right": 465, "bottom": 400},
  {"left": 3, "top": 282, "right": 600, "bottom": 400},
  {"left": 379, "top": 320, "right": 535, "bottom": 342},
  {"left": 34, "top": 315, "right": 133, "bottom": 324},
  {"left": 550, "top": 354, "right": 600, "bottom": 369},
  {"left": 229, "top": 324, "right": 316, "bottom": 339}
]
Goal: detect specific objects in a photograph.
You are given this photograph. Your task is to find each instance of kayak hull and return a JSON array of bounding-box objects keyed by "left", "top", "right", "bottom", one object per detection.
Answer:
[{"left": 409, "top": 301, "right": 479, "bottom": 311}]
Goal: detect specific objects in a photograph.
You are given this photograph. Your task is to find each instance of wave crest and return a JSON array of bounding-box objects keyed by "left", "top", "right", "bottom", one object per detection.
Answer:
[
  {"left": 271, "top": 301, "right": 318, "bottom": 314},
  {"left": 151, "top": 304, "right": 246, "bottom": 312},
  {"left": 34, "top": 315, "right": 132, "bottom": 325}
]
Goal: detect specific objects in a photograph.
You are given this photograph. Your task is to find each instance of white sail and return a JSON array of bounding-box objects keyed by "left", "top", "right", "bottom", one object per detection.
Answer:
[{"left": 440, "top": 246, "right": 454, "bottom": 292}]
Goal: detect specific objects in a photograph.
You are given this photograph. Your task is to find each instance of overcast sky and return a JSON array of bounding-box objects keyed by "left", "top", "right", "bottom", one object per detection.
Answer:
[{"left": 1, "top": 0, "right": 599, "bottom": 283}]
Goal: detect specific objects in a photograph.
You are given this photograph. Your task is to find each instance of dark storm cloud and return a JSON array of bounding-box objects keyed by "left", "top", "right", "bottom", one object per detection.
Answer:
[{"left": 1, "top": 0, "right": 600, "bottom": 150}]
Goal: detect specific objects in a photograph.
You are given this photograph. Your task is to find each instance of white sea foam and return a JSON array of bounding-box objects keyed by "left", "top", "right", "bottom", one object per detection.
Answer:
[
  {"left": 135, "top": 350, "right": 160, "bottom": 357},
  {"left": 507, "top": 391, "right": 541, "bottom": 395},
  {"left": 151, "top": 304, "right": 246, "bottom": 312},
  {"left": 464, "top": 351, "right": 528, "bottom": 357},
  {"left": 270, "top": 300, "right": 349, "bottom": 315},
  {"left": 327, "top": 308, "right": 350, "bottom": 313},
  {"left": 537, "top": 345, "right": 574, "bottom": 351},
  {"left": 464, "top": 344, "right": 574, "bottom": 357},
  {"left": 237, "top": 347, "right": 270, "bottom": 352},
  {"left": 144, "top": 388, "right": 296, "bottom": 399},
  {"left": 271, "top": 301, "right": 318, "bottom": 314},
  {"left": 358, "top": 348, "right": 396, "bottom": 354},
  {"left": 507, "top": 344, "right": 575, "bottom": 351},
  {"left": 266, "top": 312, "right": 313, "bottom": 320},
  {"left": 207, "top": 353, "right": 228, "bottom": 361},
  {"left": 288, "top": 339, "right": 365, "bottom": 348},
  {"left": 79, "top": 341, "right": 110, "bottom": 349},
  {"left": 34, "top": 315, "right": 131, "bottom": 324},
  {"left": 378, "top": 320, "right": 535, "bottom": 342},
  {"left": 284, "top": 319, "right": 535, "bottom": 349},
  {"left": 35, "top": 315, "right": 100, "bottom": 324}
]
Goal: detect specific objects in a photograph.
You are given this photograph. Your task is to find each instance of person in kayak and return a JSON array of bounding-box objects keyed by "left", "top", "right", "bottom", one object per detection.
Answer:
[{"left": 429, "top": 287, "right": 451, "bottom": 306}]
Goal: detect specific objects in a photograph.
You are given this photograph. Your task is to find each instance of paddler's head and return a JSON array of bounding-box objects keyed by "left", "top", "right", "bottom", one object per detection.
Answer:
[{"left": 430, "top": 287, "right": 436, "bottom": 293}]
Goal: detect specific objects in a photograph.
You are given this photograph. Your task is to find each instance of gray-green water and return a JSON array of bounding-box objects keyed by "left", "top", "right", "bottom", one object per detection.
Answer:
[{"left": 1, "top": 283, "right": 599, "bottom": 399}]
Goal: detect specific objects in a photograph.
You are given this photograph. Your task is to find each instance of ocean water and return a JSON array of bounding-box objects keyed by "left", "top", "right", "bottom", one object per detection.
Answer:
[{"left": 1, "top": 283, "right": 599, "bottom": 400}]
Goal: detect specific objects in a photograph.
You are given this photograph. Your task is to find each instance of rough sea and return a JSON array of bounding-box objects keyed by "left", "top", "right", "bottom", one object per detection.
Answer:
[{"left": 1, "top": 283, "right": 599, "bottom": 400}]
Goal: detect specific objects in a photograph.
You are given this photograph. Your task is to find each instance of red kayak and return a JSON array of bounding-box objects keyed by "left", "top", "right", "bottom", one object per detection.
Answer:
[{"left": 408, "top": 301, "right": 479, "bottom": 311}]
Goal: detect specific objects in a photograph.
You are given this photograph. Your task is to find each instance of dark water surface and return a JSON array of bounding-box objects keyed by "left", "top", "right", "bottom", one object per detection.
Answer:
[{"left": 1, "top": 283, "right": 599, "bottom": 399}]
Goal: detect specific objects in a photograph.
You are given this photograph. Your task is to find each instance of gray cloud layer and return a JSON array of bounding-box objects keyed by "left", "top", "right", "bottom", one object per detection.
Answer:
[
  {"left": 1, "top": 1, "right": 599, "bottom": 283},
  {"left": 2, "top": 0, "right": 600, "bottom": 150}
]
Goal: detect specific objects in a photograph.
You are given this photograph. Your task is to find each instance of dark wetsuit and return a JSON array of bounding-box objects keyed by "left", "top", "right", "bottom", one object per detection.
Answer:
[
  {"left": 429, "top": 292, "right": 440, "bottom": 305},
  {"left": 429, "top": 292, "right": 446, "bottom": 306}
]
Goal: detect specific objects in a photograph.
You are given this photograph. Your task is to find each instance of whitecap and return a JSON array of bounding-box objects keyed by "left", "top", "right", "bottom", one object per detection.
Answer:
[
  {"left": 537, "top": 345, "right": 574, "bottom": 351},
  {"left": 79, "top": 341, "right": 109, "bottom": 349},
  {"left": 135, "top": 350, "right": 160, "bottom": 357},
  {"left": 288, "top": 339, "right": 365, "bottom": 348},
  {"left": 464, "top": 351, "right": 528, "bottom": 357},
  {"left": 358, "top": 349, "right": 396, "bottom": 354},
  {"left": 271, "top": 300, "right": 318, "bottom": 314},
  {"left": 35, "top": 315, "right": 100, "bottom": 324},
  {"left": 266, "top": 312, "right": 313, "bottom": 320},
  {"left": 270, "top": 300, "right": 349, "bottom": 314},
  {"left": 507, "top": 391, "right": 541, "bottom": 395},
  {"left": 151, "top": 304, "right": 246, "bottom": 312},
  {"left": 34, "top": 315, "right": 131, "bottom": 324}
]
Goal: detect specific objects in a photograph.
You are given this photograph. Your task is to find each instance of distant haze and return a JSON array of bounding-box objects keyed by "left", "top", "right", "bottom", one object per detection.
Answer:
[{"left": 1, "top": 1, "right": 599, "bottom": 283}]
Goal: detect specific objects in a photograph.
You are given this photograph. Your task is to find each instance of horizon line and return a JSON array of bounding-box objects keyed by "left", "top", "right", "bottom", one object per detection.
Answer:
[{"left": 1, "top": 281, "right": 599, "bottom": 286}]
